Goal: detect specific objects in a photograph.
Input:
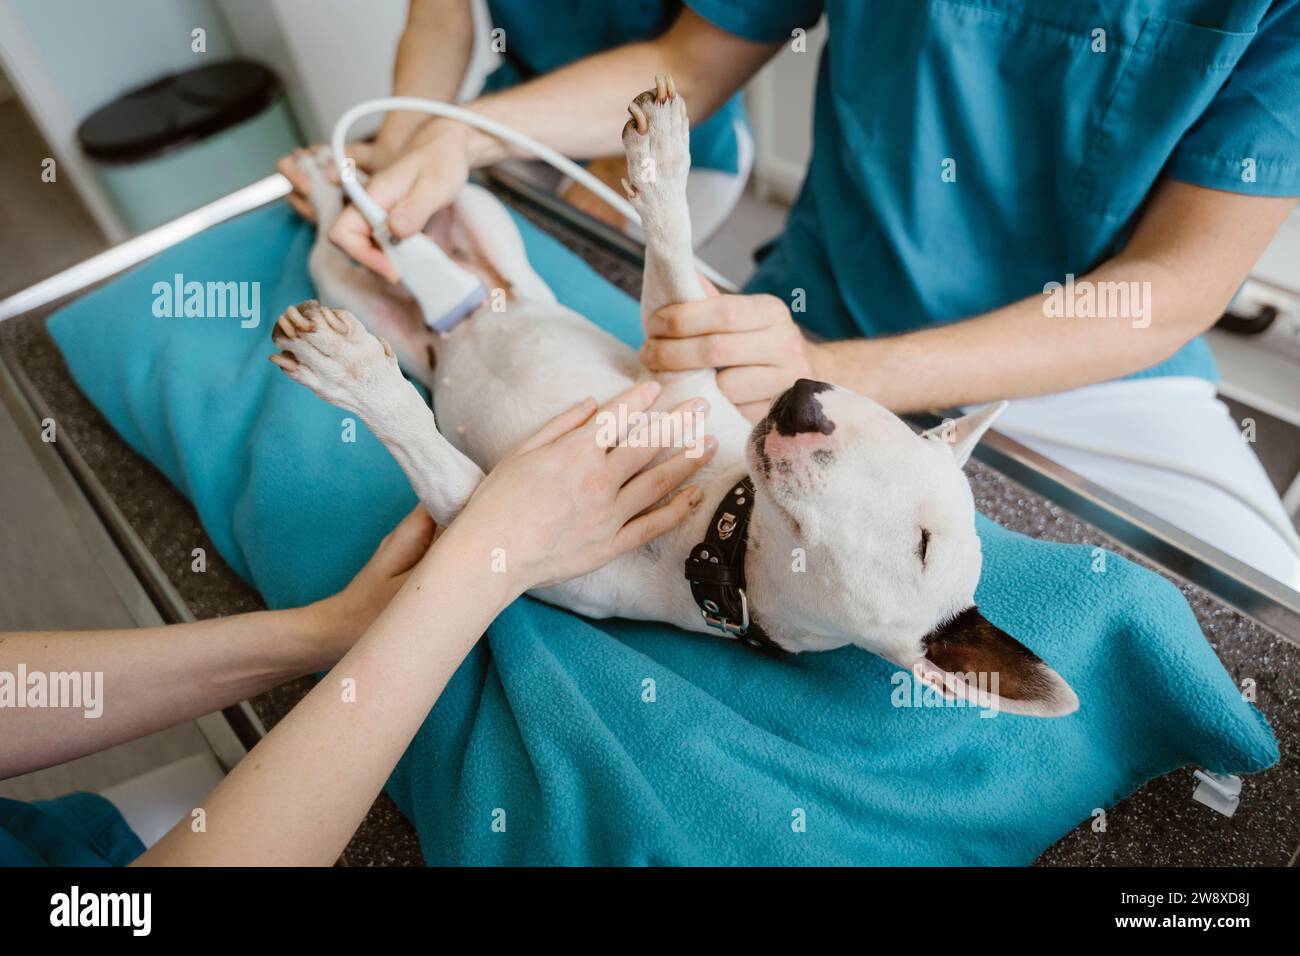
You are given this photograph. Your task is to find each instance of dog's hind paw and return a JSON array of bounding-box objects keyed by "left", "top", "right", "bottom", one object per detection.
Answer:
[{"left": 269, "top": 299, "right": 402, "bottom": 417}]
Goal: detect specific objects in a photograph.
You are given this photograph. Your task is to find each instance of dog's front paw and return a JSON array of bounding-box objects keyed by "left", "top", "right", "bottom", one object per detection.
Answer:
[
  {"left": 269, "top": 299, "right": 401, "bottom": 417},
  {"left": 621, "top": 74, "right": 690, "bottom": 212}
]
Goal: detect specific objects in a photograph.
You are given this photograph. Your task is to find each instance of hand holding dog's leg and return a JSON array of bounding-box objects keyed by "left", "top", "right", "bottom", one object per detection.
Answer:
[{"left": 623, "top": 77, "right": 831, "bottom": 419}]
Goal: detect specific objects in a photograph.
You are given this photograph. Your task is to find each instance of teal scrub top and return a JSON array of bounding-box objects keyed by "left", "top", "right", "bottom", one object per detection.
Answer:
[
  {"left": 688, "top": 0, "right": 1300, "bottom": 380},
  {"left": 482, "top": 0, "right": 750, "bottom": 175},
  {"left": 0, "top": 793, "right": 144, "bottom": 867}
]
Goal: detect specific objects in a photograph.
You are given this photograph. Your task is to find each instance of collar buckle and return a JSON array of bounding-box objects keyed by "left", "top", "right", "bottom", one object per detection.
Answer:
[{"left": 701, "top": 588, "right": 750, "bottom": 637}]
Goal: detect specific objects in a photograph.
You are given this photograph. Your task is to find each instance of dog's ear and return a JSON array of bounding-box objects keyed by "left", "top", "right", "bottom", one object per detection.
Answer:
[
  {"left": 914, "top": 606, "right": 1078, "bottom": 717},
  {"left": 921, "top": 401, "right": 1007, "bottom": 467}
]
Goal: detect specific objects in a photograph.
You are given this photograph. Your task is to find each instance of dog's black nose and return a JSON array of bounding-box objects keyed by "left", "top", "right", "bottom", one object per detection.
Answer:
[{"left": 768, "top": 379, "right": 835, "bottom": 436}]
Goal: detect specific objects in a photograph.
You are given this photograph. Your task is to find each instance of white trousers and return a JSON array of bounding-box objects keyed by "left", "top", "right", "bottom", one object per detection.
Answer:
[
  {"left": 984, "top": 376, "right": 1300, "bottom": 592},
  {"left": 100, "top": 751, "right": 226, "bottom": 848}
]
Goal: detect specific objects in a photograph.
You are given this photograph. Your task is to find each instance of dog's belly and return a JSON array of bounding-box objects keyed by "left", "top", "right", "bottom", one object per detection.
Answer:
[{"left": 431, "top": 301, "right": 646, "bottom": 469}]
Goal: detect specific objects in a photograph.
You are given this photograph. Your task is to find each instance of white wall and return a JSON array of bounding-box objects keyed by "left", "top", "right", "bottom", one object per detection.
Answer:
[
  {"left": 7, "top": 0, "right": 235, "bottom": 117},
  {"left": 747, "top": 20, "right": 826, "bottom": 204},
  {"left": 216, "top": 0, "right": 407, "bottom": 144}
]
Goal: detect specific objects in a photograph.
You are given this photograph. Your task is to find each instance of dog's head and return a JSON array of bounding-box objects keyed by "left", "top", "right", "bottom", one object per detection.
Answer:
[{"left": 745, "top": 380, "right": 1077, "bottom": 717}]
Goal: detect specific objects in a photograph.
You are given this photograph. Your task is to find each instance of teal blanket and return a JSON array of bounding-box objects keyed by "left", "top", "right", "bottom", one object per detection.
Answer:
[{"left": 47, "top": 204, "right": 1277, "bottom": 865}]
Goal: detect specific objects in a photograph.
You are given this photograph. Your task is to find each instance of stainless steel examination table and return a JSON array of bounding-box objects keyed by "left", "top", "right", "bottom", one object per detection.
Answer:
[{"left": 2, "top": 172, "right": 1298, "bottom": 866}]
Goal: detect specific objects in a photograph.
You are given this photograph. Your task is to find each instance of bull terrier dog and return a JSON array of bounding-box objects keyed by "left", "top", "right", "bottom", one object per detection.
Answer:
[{"left": 270, "top": 76, "right": 1078, "bottom": 717}]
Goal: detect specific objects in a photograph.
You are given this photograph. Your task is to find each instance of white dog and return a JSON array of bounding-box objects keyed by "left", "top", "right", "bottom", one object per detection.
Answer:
[{"left": 270, "top": 77, "right": 1078, "bottom": 717}]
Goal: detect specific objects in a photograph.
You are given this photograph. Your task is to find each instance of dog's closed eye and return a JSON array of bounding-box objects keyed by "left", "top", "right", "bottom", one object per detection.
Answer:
[{"left": 917, "top": 528, "right": 931, "bottom": 566}]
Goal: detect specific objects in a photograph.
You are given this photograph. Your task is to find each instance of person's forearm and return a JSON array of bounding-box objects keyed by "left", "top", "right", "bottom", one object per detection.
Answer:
[
  {"left": 464, "top": 42, "right": 692, "bottom": 163},
  {"left": 429, "top": 10, "right": 778, "bottom": 165},
  {"left": 378, "top": 0, "right": 476, "bottom": 149},
  {"left": 819, "top": 253, "right": 1214, "bottom": 412},
  {"left": 136, "top": 521, "right": 514, "bottom": 866},
  {"left": 0, "top": 607, "right": 337, "bottom": 779},
  {"left": 819, "top": 182, "right": 1298, "bottom": 412}
]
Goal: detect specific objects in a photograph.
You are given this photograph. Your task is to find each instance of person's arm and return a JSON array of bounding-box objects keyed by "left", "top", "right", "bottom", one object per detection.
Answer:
[
  {"left": 136, "top": 382, "right": 714, "bottom": 865},
  {"left": 0, "top": 508, "right": 435, "bottom": 780},
  {"left": 331, "top": 8, "right": 782, "bottom": 279},
  {"left": 641, "top": 180, "right": 1299, "bottom": 417},
  {"left": 375, "top": 0, "right": 477, "bottom": 153},
  {"left": 819, "top": 182, "right": 1297, "bottom": 410},
  {"left": 278, "top": 0, "right": 475, "bottom": 221},
  {"left": 454, "top": 8, "right": 772, "bottom": 167}
]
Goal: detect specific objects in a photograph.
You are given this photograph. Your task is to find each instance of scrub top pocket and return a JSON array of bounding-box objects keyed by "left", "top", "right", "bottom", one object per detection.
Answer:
[
  {"left": 821, "top": 0, "right": 1176, "bottom": 320},
  {"left": 1077, "top": 17, "right": 1256, "bottom": 222}
]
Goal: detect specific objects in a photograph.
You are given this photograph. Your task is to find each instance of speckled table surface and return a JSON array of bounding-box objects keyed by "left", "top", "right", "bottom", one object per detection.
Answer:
[{"left": 3, "top": 194, "right": 1296, "bottom": 867}]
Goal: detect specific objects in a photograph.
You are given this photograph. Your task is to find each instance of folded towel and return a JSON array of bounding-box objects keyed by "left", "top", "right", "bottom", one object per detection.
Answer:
[{"left": 47, "top": 203, "right": 1277, "bottom": 865}]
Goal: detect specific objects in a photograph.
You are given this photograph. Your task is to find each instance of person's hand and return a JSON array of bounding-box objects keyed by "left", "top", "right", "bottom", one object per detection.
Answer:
[
  {"left": 640, "top": 276, "right": 833, "bottom": 421},
  {"left": 328, "top": 120, "right": 474, "bottom": 282},
  {"left": 450, "top": 380, "right": 717, "bottom": 594},
  {"left": 306, "top": 506, "right": 439, "bottom": 658},
  {"left": 276, "top": 140, "right": 398, "bottom": 223}
]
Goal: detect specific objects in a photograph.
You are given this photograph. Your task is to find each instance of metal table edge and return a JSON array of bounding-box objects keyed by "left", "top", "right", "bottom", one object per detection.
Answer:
[{"left": 0, "top": 357, "right": 258, "bottom": 772}]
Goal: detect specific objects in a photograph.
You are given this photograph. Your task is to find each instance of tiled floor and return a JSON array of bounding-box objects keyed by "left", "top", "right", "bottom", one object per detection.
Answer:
[
  {"left": 0, "top": 99, "right": 106, "bottom": 298},
  {"left": 0, "top": 393, "right": 211, "bottom": 801},
  {"left": 0, "top": 90, "right": 210, "bottom": 803}
]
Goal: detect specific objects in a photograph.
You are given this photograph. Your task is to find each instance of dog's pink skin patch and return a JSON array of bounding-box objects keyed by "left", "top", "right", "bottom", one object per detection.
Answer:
[{"left": 762, "top": 429, "right": 835, "bottom": 459}]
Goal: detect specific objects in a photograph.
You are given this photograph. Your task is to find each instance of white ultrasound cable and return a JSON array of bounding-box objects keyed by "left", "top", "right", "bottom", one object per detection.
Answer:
[{"left": 330, "top": 96, "right": 731, "bottom": 291}]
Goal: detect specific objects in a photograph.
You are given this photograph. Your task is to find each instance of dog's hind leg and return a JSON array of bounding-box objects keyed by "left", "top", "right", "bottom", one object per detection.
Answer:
[
  {"left": 269, "top": 299, "right": 484, "bottom": 525},
  {"left": 622, "top": 74, "right": 708, "bottom": 327}
]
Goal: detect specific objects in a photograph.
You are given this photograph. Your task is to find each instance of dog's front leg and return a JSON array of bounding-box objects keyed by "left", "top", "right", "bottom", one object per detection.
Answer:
[
  {"left": 622, "top": 75, "right": 708, "bottom": 327},
  {"left": 292, "top": 149, "right": 441, "bottom": 390},
  {"left": 270, "top": 299, "right": 484, "bottom": 525}
]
